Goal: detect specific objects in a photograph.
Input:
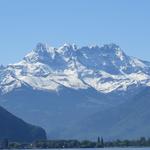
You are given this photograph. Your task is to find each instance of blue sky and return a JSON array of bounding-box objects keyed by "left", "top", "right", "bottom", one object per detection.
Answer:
[{"left": 0, "top": 0, "right": 150, "bottom": 65}]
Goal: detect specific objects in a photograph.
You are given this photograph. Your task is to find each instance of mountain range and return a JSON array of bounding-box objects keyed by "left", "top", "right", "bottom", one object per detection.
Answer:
[{"left": 0, "top": 43, "right": 150, "bottom": 140}]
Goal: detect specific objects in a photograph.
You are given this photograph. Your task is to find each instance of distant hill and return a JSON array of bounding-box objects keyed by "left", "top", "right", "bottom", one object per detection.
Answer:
[{"left": 0, "top": 105, "right": 46, "bottom": 142}]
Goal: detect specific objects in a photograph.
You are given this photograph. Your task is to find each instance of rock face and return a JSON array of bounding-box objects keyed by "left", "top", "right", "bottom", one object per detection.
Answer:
[
  {"left": 1, "top": 43, "right": 150, "bottom": 94},
  {"left": 0, "top": 105, "right": 47, "bottom": 142},
  {"left": 0, "top": 43, "right": 150, "bottom": 139}
]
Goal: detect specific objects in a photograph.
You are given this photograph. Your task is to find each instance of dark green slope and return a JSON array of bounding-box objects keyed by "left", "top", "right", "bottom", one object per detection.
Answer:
[{"left": 0, "top": 105, "right": 46, "bottom": 142}]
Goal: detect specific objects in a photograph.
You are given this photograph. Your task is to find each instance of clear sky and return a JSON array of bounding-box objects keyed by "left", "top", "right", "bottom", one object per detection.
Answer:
[{"left": 0, "top": 0, "right": 150, "bottom": 65}]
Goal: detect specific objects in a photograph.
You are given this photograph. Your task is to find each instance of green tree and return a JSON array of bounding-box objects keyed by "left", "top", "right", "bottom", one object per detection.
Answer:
[{"left": 101, "top": 137, "right": 104, "bottom": 147}]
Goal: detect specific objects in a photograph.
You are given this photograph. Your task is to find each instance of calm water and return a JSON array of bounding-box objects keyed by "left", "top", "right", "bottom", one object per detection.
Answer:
[{"left": 27, "top": 148, "right": 150, "bottom": 150}]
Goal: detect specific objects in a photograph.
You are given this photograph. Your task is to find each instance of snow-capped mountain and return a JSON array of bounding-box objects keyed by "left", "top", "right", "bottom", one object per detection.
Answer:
[
  {"left": 1, "top": 43, "right": 150, "bottom": 94},
  {"left": 1, "top": 43, "right": 150, "bottom": 140}
]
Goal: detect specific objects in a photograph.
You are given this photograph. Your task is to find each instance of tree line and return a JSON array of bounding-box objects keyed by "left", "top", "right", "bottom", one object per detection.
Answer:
[
  {"left": 33, "top": 137, "right": 150, "bottom": 148},
  {"left": 2, "top": 137, "right": 150, "bottom": 149},
  {"left": 34, "top": 137, "right": 104, "bottom": 149}
]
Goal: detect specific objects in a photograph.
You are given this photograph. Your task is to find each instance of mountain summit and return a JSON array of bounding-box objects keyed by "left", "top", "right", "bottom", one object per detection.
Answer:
[{"left": 0, "top": 43, "right": 150, "bottom": 94}]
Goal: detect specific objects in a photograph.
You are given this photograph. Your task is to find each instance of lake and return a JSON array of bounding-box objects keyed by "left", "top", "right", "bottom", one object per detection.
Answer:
[{"left": 28, "top": 148, "right": 150, "bottom": 150}]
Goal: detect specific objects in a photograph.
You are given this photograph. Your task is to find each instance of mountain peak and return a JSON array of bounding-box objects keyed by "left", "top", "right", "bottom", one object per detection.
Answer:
[
  {"left": 59, "top": 43, "right": 77, "bottom": 51},
  {"left": 34, "top": 42, "right": 48, "bottom": 52},
  {"left": 0, "top": 65, "right": 5, "bottom": 70},
  {"left": 103, "top": 43, "right": 120, "bottom": 49}
]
